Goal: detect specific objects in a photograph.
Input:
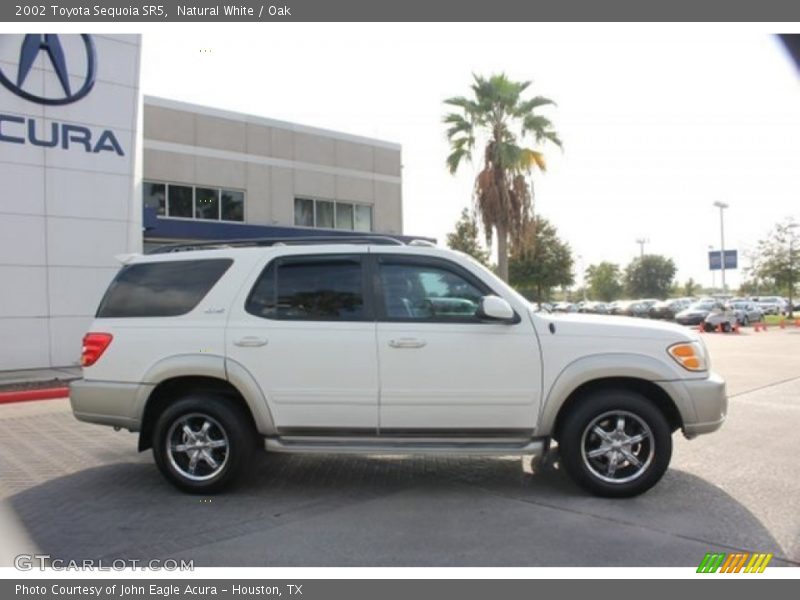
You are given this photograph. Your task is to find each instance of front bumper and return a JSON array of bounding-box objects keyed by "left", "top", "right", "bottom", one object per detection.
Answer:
[
  {"left": 680, "top": 372, "right": 727, "bottom": 438},
  {"left": 69, "top": 379, "right": 151, "bottom": 431}
]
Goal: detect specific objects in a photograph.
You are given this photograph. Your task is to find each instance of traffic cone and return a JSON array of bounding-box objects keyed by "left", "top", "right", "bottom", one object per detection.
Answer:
[{"left": 795, "top": 319, "right": 800, "bottom": 328}]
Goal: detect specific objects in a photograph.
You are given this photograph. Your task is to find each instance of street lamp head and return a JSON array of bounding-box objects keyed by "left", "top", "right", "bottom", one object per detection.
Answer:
[{"left": 713, "top": 201, "right": 729, "bottom": 209}]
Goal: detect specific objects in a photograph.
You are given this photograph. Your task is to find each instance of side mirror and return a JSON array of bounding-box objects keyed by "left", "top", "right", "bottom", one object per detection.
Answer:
[{"left": 477, "top": 295, "right": 516, "bottom": 323}]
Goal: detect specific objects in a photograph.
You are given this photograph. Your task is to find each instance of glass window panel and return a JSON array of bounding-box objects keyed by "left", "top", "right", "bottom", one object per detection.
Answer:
[
  {"left": 294, "top": 198, "right": 314, "bottom": 227},
  {"left": 379, "top": 263, "right": 483, "bottom": 320},
  {"left": 221, "top": 189, "right": 244, "bottom": 221},
  {"left": 195, "top": 187, "right": 220, "bottom": 220},
  {"left": 143, "top": 182, "right": 166, "bottom": 216},
  {"left": 246, "top": 258, "right": 364, "bottom": 321},
  {"left": 335, "top": 202, "right": 354, "bottom": 230},
  {"left": 315, "top": 200, "right": 334, "bottom": 229},
  {"left": 97, "top": 260, "right": 233, "bottom": 318},
  {"left": 167, "top": 185, "right": 193, "bottom": 218},
  {"left": 354, "top": 204, "right": 372, "bottom": 232}
]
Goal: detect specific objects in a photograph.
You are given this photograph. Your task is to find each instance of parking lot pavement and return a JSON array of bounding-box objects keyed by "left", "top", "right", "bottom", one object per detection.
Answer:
[{"left": 0, "top": 330, "right": 798, "bottom": 567}]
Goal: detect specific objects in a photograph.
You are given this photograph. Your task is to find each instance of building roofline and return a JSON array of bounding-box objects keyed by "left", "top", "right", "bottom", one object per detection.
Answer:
[{"left": 143, "top": 95, "right": 402, "bottom": 152}]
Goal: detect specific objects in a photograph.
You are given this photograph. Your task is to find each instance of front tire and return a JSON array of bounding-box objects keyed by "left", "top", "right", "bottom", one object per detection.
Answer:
[
  {"left": 152, "top": 394, "right": 257, "bottom": 493},
  {"left": 558, "top": 389, "right": 672, "bottom": 497}
]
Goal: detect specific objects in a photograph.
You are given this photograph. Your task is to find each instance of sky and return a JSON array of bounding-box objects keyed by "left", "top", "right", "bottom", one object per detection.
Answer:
[{"left": 140, "top": 24, "right": 800, "bottom": 291}]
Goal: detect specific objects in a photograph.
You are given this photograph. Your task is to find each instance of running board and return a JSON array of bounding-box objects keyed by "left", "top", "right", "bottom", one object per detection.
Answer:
[{"left": 265, "top": 436, "right": 546, "bottom": 456}]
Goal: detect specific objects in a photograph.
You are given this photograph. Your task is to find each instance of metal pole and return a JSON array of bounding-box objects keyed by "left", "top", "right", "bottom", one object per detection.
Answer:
[
  {"left": 789, "top": 223, "right": 798, "bottom": 319},
  {"left": 635, "top": 238, "right": 647, "bottom": 259},
  {"left": 713, "top": 202, "right": 729, "bottom": 294},
  {"left": 790, "top": 236, "right": 794, "bottom": 319},
  {"left": 708, "top": 245, "right": 715, "bottom": 292}
]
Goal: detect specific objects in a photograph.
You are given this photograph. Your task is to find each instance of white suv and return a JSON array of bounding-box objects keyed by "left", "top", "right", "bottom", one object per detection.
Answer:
[{"left": 70, "top": 237, "right": 727, "bottom": 497}]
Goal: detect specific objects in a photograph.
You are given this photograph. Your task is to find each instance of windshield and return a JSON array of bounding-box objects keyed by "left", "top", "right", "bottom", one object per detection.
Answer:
[{"left": 689, "top": 302, "right": 714, "bottom": 311}]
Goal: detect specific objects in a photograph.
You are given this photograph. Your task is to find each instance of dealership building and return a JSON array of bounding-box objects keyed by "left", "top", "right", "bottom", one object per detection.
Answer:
[{"left": 0, "top": 33, "right": 405, "bottom": 371}]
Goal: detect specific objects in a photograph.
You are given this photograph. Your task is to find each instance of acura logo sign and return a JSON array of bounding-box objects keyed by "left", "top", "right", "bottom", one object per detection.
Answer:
[{"left": 0, "top": 34, "right": 96, "bottom": 105}]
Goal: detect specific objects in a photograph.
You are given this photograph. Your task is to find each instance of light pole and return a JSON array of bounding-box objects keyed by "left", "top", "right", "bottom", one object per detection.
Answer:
[
  {"left": 713, "top": 201, "right": 729, "bottom": 293},
  {"left": 789, "top": 223, "right": 798, "bottom": 319},
  {"left": 577, "top": 254, "right": 587, "bottom": 302},
  {"left": 708, "top": 245, "right": 716, "bottom": 292},
  {"left": 635, "top": 238, "right": 648, "bottom": 259}
]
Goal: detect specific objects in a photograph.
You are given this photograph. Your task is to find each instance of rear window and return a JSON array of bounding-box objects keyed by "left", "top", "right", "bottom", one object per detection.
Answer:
[{"left": 96, "top": 259, "right": 233, "bottom": 318}]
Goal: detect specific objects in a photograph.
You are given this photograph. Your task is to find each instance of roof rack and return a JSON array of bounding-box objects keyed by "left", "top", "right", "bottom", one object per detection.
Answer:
[{"left": 147, "top": 236, "right": 406, "bottom": 254}]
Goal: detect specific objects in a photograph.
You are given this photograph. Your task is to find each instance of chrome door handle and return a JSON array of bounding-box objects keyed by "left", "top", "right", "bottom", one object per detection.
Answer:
[
  {"left": 388, "top": 338, "right": 427, "bottom": 349},
  {"left": 234, "top": 336, "right": 268, "bottom": 347}
]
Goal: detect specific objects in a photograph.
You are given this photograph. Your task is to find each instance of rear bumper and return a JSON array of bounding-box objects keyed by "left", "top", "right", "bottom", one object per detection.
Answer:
[{"left": 69, "top": 379, "right": 150, "bottom": 431}]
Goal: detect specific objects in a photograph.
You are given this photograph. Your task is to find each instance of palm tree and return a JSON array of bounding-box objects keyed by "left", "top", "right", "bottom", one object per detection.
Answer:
[{"left": 444, "top": 73, "right": 562, "bottom": 281}]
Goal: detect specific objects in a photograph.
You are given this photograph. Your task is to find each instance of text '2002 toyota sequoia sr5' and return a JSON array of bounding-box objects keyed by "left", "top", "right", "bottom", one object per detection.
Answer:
[{"left": 70, "top": 237, "right": 727, "bottom": 497}]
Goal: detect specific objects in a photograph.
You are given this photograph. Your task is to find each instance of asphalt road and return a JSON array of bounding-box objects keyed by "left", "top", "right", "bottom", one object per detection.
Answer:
[{"left": 0, "top": 327, "right": 798, "bottom": 567}]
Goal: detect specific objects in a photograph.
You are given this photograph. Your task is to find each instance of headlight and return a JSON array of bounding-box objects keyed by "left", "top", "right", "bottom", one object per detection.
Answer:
[{"left": 668, "top": 341, "right": 708, "bottom": 372}]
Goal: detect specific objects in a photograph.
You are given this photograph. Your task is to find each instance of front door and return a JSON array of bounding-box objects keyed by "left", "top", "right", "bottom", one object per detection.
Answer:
[{"left": 373, "top": 254, "right": 541, "bottom": 434}]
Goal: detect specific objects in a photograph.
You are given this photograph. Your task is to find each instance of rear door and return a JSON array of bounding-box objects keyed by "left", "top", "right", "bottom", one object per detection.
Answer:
[
  {"left": 226, "top": 252, "right": 379, "bottom": 432},
  {"left": 372, "top": 254, "right": 541, "bottom": 434}
]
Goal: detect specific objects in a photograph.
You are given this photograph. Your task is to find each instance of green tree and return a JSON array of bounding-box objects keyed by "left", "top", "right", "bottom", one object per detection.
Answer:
[
  {"left": 683, "top": 278, "right": 699, "bottom": 297},
  {"left": 508, "top": 217, "right": 574, "bottom": 301},
  {"left": 750, "top": 221, "right": 799, "bottom": 314},
  {"left": 446, "top": 208, "right": 490, "bottom": 266},
  {"left": 443, "top": 73, "right": 562, "bottom": 282},
  {"left": 585, "top": 262, "right": 623, "bottom": 302},
  {"left": 624, "top": 255, "right": 677, "bottom": 298}
]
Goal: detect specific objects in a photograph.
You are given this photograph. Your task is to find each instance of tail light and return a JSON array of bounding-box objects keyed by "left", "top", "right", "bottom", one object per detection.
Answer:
[{"left": 81, "top": 333, "right": 113, "bottom": 367}]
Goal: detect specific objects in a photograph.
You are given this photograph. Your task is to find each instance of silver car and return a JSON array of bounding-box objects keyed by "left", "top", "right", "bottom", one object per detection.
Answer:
[{"left": 728, "top": 301, "right": 764, "bottom": 326}]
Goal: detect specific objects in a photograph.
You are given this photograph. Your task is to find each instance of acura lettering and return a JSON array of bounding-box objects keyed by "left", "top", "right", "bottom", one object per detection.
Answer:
[{"left": 0, "top": 114, "right": 125, "bottom": 156}]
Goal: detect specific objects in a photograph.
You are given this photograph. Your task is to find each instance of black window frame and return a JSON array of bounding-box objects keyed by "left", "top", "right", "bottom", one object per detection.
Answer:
[
  {"left": 371, "top": 255, "right": 519, "bottom": 324},
  {"left": 245, "top": 254, "right": 374, "bottom": 322}
]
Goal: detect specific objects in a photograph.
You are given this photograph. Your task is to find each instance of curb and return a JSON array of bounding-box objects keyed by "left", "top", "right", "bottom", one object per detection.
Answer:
[{"left": 0, "top": 387, "right": 70, "bottom": 405}]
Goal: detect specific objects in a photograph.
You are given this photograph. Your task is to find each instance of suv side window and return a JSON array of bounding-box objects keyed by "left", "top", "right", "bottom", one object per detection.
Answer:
[
  {"left": 96, "top": 259, "right": 233, "bottom": 318},
  {"left": 246, "top": 255, "right": 368, "bottom": 321},
  {"left": 376, "top": 257, "right": 489, "bottom": 322}
]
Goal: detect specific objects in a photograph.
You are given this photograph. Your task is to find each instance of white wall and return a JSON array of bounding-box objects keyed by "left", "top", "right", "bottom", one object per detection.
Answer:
[{"left": 0, "top": 34, "right": 142, "bottom": 370}]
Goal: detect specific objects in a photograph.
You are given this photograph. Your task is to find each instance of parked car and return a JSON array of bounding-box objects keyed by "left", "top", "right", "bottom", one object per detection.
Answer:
[
  {"left": 628, "top": 299, "right": 660, "bottom": 318},
  {"left": 579, "top": 301, "right": 609, "bottom": 314},
  {"left": 728, "top": 301, "right": 764, "bottom": 326},
  {"left": 703, "top": 303, "right": 739, "bottom": 332},
  {"left": 649, "top": 299, "right": 690, "bottom": 320},
  {"left": 552, "top": 301, "right": 579, "bottom": 313},
  {"left": 608, "top": 300, "right": 636, "bottom": 315},
  {"left": 754, "top": 296, "right": 787, "bottom": 316},
  {"left": 70, "top": 237, "right": 726, "bottom": 498},
  {"left": 675, "top": 300, "right": 717, "bottom": 326}
]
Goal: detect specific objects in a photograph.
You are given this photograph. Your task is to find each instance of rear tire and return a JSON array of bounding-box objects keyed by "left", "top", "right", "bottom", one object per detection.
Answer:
[
  {"left": 152, "top": 394, "right": 257, "bottom": 493},
  {"left": 558, "top": 389, "right": 672, "bottom": 497}
]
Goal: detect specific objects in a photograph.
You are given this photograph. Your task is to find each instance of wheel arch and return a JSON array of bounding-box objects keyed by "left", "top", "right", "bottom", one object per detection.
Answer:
[
  {"left": 138, "top": 375, "right": 261, "bottom": 452},
  {"left": 537, "top": 354, "right": 691, "bottom": 439},
  {"left": 550, "top": 377, "right": 683, "bottom": 442}
]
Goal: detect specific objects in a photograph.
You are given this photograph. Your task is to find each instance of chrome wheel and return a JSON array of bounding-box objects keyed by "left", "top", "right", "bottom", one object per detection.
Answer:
[
  {"left": 580, "top": 410, "right": 654, "bottom": 484},
  {"left": 166, "top": 413, "right": 229, "bottom": 482}
]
